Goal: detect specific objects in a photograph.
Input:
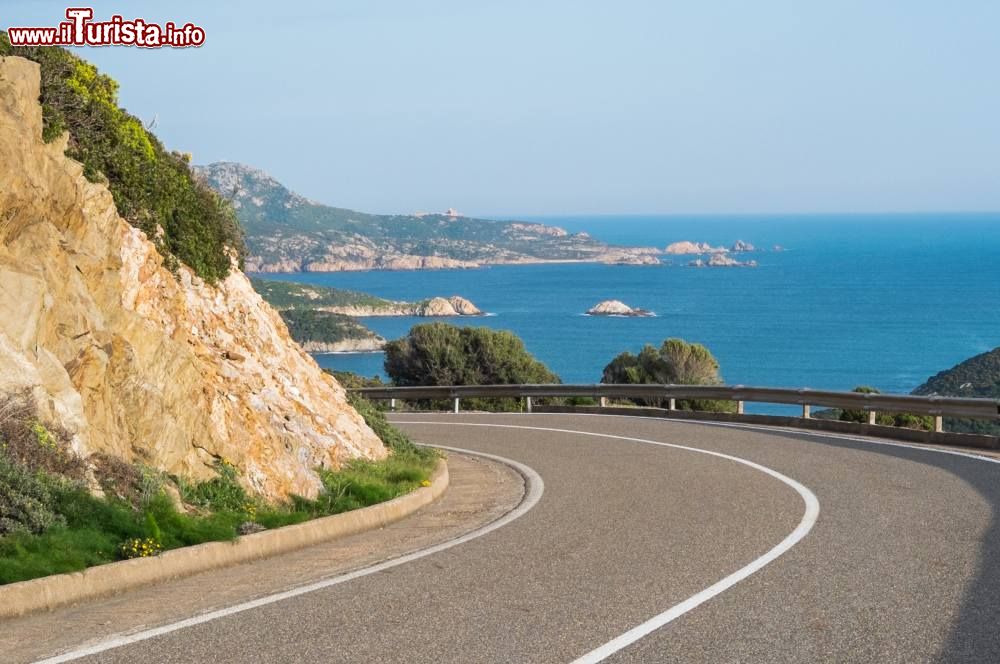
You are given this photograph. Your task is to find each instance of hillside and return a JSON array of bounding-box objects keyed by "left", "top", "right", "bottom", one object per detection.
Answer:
[
  {"left": 252, "top": 278, "right": 483, "bottom": 317},
  {"left": 196, "top": 162, "right": 661, "bottom": 272},
  {"left": 253, "top": 279, "right": 400, "bottom": 312},
  {"left": 912, "top": 347, "right": 1000, "bottom": 435},
  {"left": 253, "top": 278, "right": 485, "bottom": 350},
  {"left": 0, "top": 50, "right": 384, "bottom": 500},
  {"left": 278, "top": 309, "right": 386, "bottom": 353}
]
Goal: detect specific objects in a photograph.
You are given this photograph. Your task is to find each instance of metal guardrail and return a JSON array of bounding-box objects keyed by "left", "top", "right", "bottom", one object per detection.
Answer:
[{"left": 354, "top": 384, "right": 1000, "bottom": 433}]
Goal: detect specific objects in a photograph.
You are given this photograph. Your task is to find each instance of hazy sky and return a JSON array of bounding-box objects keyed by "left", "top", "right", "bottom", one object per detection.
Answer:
[{"left": 5, "top": 1, "right": 999, "bottom": 215}]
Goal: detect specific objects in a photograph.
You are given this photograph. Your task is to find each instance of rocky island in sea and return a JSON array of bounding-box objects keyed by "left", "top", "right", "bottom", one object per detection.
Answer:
[
  {"left": 664, "top": 241, "right": 728, "bottom": 255},
  {"left": 689, "top": 254, "right": 759, "bottom": 268},
  {"left": 586, "top": 300, "right": 655, "bottom": 317}
]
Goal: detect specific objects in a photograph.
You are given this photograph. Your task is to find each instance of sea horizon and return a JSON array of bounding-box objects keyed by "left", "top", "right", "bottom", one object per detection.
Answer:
[{"left": 255, "top": 212, "right": 1000, "bottom": 411}]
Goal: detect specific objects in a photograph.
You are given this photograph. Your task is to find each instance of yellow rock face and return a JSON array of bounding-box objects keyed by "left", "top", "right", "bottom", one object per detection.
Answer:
[{"left": 0, "top": 56, "right": 386, "bottom": 499}]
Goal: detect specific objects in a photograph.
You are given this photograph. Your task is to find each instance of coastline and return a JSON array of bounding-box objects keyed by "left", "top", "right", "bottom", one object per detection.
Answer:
[{"left": 248, "top": 253, "right": 665, "bottom": 274}]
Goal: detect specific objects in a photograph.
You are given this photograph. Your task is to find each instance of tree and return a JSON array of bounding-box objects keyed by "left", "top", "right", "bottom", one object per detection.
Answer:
[
  {"left": 601, "top": 338, "right": 734, "bottom": 412},
  {"left": 384, "top": 323, "right": 559, "bottom": 411}
]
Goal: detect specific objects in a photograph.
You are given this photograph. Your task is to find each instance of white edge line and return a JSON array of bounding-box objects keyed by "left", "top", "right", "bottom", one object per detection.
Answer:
[
  {"left": 391, "top": 421, "right": 820, "bottom": 664},
  {"left": 393, "top": 414, "right": 1000, "bottom": 661},
  {"left": 44, "top": 413, "right": 987, "bottom": 664},
  {"left": 510, "top": 411, "right": 1000, "bottom": 466},
  {"left": 36, "top": 446, "right": 544, "bottom": 664}
]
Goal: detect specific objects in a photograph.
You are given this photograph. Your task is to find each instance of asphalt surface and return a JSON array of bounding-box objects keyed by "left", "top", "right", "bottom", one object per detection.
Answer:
[{"left": 23, "top": 414, "right": 1000, "bottom": 663}]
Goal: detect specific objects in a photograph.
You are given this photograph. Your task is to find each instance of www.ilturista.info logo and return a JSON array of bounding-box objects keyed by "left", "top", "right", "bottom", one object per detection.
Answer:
[{"left": 7, "top": 8, "right": 205, "bottom": 48}]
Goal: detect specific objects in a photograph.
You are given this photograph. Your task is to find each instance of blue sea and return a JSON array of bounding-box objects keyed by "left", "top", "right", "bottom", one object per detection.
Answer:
[{"left": 257, "top": 214, "right": 1000, "bottom": 409}]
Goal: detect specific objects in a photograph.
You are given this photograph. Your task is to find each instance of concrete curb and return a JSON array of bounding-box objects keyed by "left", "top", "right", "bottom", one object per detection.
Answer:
[{"left": 0, "top": 459, "right": 448, "bottom": 619}]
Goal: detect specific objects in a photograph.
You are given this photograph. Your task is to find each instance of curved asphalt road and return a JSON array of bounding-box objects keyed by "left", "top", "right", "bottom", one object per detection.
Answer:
[{"left": 55, "top": 414, "right": 1000, "bottom": 663}]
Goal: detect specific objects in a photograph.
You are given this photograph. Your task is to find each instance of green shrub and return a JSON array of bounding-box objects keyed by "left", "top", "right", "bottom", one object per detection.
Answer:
[
  {"left": 384, "top": 322, "right": 559, "bottom": 411},
  {"left": 601, "top": 338, "right": 735, "bottom": 413},
  {"left": 0, "top": 392, "right": 86, "bottom": 480},
  {"left": 91, "top": 453, "right": 162, "bottom": 509},
  {"left": 0, "top": 391, "right": 440, "bottom": 584},
  {"left": 0, "top": 456, "right": 64, "bottom": 535},
  {"left": 330, "top": 370, "right": 385, "bottom": 390},
  {"left": 839, "top": 386, "right": 933, "bottom": 431},
  {"left": 0, "top": 33, "right": 244, "bottom": 283}
]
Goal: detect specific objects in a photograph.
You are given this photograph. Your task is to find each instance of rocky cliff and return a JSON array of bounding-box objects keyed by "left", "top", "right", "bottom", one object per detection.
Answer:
[
  {"left": 688, "top": 254, "right": 759, "bottom": 268},
  {"left": 0, "top": 56, "right": 385, "bottom": 499}
]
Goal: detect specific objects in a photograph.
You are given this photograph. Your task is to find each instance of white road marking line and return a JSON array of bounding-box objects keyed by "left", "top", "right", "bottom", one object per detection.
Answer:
[
  {"left": 35, "top": 447, "right": 544, "bottom": 664},
  {"left": 514, "top": 411, "right": 1000, "bottom": 466},
  {"left": 391, "top": 420, "right": 821, "bottom": 663}
]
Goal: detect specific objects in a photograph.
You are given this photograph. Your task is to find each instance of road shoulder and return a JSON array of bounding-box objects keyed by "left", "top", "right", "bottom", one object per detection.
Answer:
[{"left": 3, "top": 452, "right": 524, "bottom": 664}]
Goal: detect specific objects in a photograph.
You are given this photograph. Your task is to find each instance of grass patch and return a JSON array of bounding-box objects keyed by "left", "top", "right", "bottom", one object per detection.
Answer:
[{"left": 0, "top": 392, "right": 438, "bottom": 585}]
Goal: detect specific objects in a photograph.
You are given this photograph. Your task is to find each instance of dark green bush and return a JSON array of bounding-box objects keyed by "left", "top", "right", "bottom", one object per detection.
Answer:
[
  {"left": 384, "top": 322, "right": 559, "bottom": 411},
  {"left": 0, "top": 456, "right": 64, "bottom": 535},
  {"left": 839, "top": 386, "right": 933, "bottom": 431},
  {"left": 601, "top": 338, "right": 735, "bottom": 413},
  {"left": 0, "top": 33, "right": 244, "bottom": 283}
]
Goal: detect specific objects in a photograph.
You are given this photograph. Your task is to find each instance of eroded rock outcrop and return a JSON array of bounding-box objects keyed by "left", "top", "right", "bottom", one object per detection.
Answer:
[
  {"left": 414, "top": 296, "right": 483, "bottom": 317},
  {"left": 447, "top": 296, "right": 482, "bottom": 316},
  {"left": 664, "top": 241, "right": 727, "bottom": 255},
  {"left": 0, "top": 56, "right": 385, "bottom": 499},
  {"left": 689, "top": 254, "right": 759, "bottom": 268}
]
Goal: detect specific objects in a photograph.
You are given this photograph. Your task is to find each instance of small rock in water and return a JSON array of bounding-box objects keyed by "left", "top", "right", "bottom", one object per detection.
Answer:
[{"left": 586, "top": 300, "right": 654, "bottom": 317}]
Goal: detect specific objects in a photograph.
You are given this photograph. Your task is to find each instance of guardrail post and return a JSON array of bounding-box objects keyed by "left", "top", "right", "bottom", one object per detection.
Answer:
[
  {"left": 389, "top": 398, "right": 396, "bottom": 412},
  {"left": 599, "top": 396, "right": 607, "bottom": 408},
  {"left": 934, "top": 415, "right": 943, "bottom": 433},
  {"left": 867, "top": 410, "right": 877, "bottom": 425},
  {"left": 525, "top": 396, "right": 533, "bottom": 413},
  {"left": 668, "top": 398, "right": 676, "bottom": 411},
  {"left": 453, "top": 398, "right": 460, "bottom": 414},
  {"left": 801, "top": 404, "right": 811, "bottom": 419},
  {"left": 736, "top": 400, "right": 745, "bottom": 415}
]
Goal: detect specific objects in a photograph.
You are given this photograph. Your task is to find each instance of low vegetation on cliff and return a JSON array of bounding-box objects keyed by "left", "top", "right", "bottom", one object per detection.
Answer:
[
  {"left": 279, "top": 309, "right": 385, "bottom": 352},
  {"left": 912, "top": 348, "right": 1000, "bottom": 435},
  {"left": 601, "top": 338, "right": 736, "bottom": 412},
  {"left": 0, "top": 35, "right": 244, "bottom": 282},
  {"left": 0, "top": 393, "right": 435, "bottom": 585}
]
